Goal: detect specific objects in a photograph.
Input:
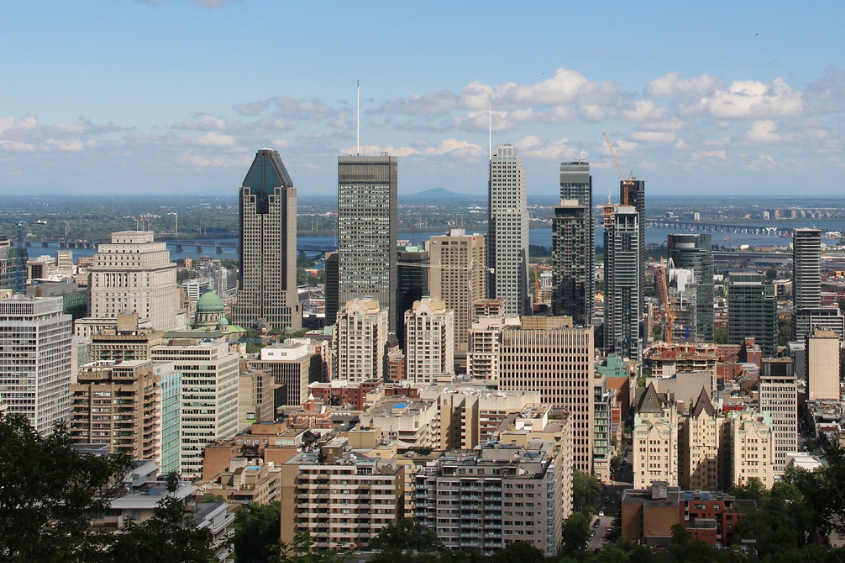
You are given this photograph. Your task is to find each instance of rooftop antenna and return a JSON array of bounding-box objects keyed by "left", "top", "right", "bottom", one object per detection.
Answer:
[
  {"left": 357, "top": 80, "right": 360, "bottom": 156},
  {"left": 488, "top": 106, "right": 492, "bottom": 160}
]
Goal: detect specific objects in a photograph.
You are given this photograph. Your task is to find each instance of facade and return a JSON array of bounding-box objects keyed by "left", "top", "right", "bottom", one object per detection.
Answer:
[
  {"left": 396, "top": 245, "right": 429, "bottom": 348},
  {"left": 151, "top": 340, "right": 239, "bottom": 477},
  {"left": 497, "top": 319, "right": 595, "bottom": 471},
  {"left": 0, "top": 296, "right": 72, "bottom": 435},
  {"left": 633, "top": 384, "right": 679, "bottom": 489},
  {"left": 667, "top": 234, "right": 714, "bottom": 342},
  {"left": 428, "top": 230, "right": 487, "bottom": 353},
  {"left": 87, "top": 231, "right": 180, "bottom": 332},
  {"left": 157, "top": 362, "right": 181, "bottom": 475},
  {"left": 89, "top": 315, "right": 163, "bottom": 362},
  {"left": 603, "top": 204, "right": 642, "bottom": 361},
  {"left": 488, "top": 144, "right": 529, "bottom": 317},
  {"left": 806, "top": 327, "right": 841, "bottom": 401},
  {"left": 337, "top": 156, "right": 398, "bottom": 332},
  {"left": 621, "top": 180, "right": 646, "bottom": 313},
  {"left": 232, "top": 149, "right": 300, "bottom": 331},
  {"left": 69, "top": 360, "right": 161, "bottom": 460},
  {"left": 250, "top": 340, "right": 321, "bottom": 407},
  {"left": 279, "top": 439, "right": 405, "bottom": 549},
  {"left": 727, "top": 273, "right": 777, "bottom": 357},
  {"left": 195, "top": 256, "right": 228, "bottom": 298},
  {"left": 793, "top": 228, "right": 822, "bottom": 340},
  {"left": 680, "top": 389, "right": 725, "bottom": 492},
  {"left": 728, "top": 409, "right": 775, "bottom": 489},
  {"left": 415, "top": 439, "right": 569, "bottom": 556},
  {"left": 554, "top": 161, "right": 593, "bottom": 326},
  {"left": 324, "top": 251, "right": 339, "bottom": 327},
  {"left": 0, "top": 236, "right": 26, "bottom": 293},
  {"left": 758, "top": 358, "right": 798, "bottom": 475},
  {"left": 404, "top": 298, "right": 454, "bottom": 384},
  {"left": 593, "top": 376, "right": 613, "bottom": 481},
  {"left": 333, "top": 298, "right": 388, "bottom": 383}
]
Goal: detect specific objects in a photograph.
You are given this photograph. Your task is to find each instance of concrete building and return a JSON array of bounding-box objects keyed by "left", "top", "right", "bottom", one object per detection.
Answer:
[
  {"left": 89, "top": 314, "right": 163, "bottom": 362},
  {"left": 668, "top": 234, "right": 714, "bottom": 342},
  {"left": 622, "top": 180, "right": 646, "bottom": 314},
  {"left": 156, "top": 362, "right": 181, "bottom": 475},
  {"left": 428, "top": 230, "right": 487, "bottom": 354},
  {"left": 86, "top": 231, "right": 181, "bottom": 332},
  {"left": 497, "top": 319, "right": 595, "bottom": 471},
  {"left": 333, "top": 298, "right": 388, "bottom": 383},
  {"left": 680, "top": 389, "right": 725, "bottom": 492},
  {"left": 633, "top": 384, "right": 679, "bottom": 489},
  {"left": 232, "top": 149, "right": 300, "bottom": 331},
  {"left": 553, "top": 161, "right": 593, "bottom": 326},
  {"left": 337, "top": 155, "right": 398, "bottom": 332},
  {"left": 593, "top": 376, "right": 614, "bottom": 482},
  {"left": 0, "top": 296, "right": 72, "bottom": 435},
  {"left": 195, "top": 256, "right": 228, "bottom": 298},
  {"left": 806, "top": 327, "right": 841, "bottom": 401},
  {"left": 359, "top": 397, "right": 440, "bottom": 449},
  {"left": 250, "top": 340, "right": 321, "bottom": 408},
  {"left": 467, "top": 317, "right": 520, "bottom": 382},
  {"left": 758, "top": 358, "right": 798, "bottom": 475},
  {"left": 603, "top": 204, "right": 642, "bottom": 361},
  {"left": 151, "top": 339, "right": 239, "bottom": 478},
  {"left": 404, "top": 297, "right": 454, "bottom": 384},
  {"left": 728, "top": 409, "right": 775, "bottom": 489},
  {"left": 727, "top": 273, "right": 778, "bottom": 357},
  {"left": 415, "top": 438, "right": 570, "bottom": 556},
  {"left": 279, "top": 438, "right": 405, "bottom": 549},
  {"left": 69, "top": 360, "right": 161, "bottom": 461},
  {"left": 238, "top": 364, "right": 275, "bottom": 428},
  {"left": 488, "top": 144, "right": 529, "bottom": 317}
]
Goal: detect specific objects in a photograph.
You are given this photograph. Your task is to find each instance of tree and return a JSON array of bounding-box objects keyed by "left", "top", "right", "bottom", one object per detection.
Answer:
[
  {"left": 560, "top": 512, "right": 590, "bottom": 555},
  {"left": 765, "top": 267, "right": 778, "bottom": 281},
  {"left": 489, "top": 542, "right": 546, "bottom": 563},
  {"left": 728, "top": 477, "right": 766, "bottom": 502},
  {"left": 714, "top": 328, "right": 728, "bottom": 344},
  {"left": 232, "top": 502, "right": 281, "bottom": 563},
  {"left": 368, "top": 518, "right": 443, "bottom": 554},
  {"left": 571, "top": 469, "right": 602, "bottom": 517},
  {"left": 271, "top": 531, "right": 351, "bottom": 563},
  {"left": 0, "top": 413, "right": 131, "bottom": 562}
]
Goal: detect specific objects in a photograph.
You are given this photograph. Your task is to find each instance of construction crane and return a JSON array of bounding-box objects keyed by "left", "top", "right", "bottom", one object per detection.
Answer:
[
  {"left": 603, "top": 133, "right": 635, "bottom": 206},
  {"left": 653, "top": 257, "right": 675, "bottom": 345},
  {"left": 0, "top": 219, "right": 48, "bottom": 295}
]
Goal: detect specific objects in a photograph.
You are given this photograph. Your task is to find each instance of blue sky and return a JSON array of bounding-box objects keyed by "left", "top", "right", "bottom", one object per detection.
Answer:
[{"left": 2, "top": 0, "right": 845, "bottom": 198}]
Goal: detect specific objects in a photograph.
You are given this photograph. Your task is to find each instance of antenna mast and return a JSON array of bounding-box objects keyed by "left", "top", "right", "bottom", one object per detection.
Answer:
[
  {"left": 488, "top": 106, "right": 492, "bottom": 160},
  {"left": 357, "top": 80, "right": 360, "bottom": 156}
]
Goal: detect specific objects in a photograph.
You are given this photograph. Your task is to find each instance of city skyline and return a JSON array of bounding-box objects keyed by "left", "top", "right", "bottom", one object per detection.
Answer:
[{"left": 2, "top": 1, "right": 845, "bottom": 197}]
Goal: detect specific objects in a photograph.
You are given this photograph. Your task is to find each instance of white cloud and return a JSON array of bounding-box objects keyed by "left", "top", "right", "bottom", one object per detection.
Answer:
[
  {"left": 743, "top": 120, "right": 780, "bottom": 142},
  {"left": 631, "top": 131, "right": 676, "bottom": 143},
  {"left": 680, "top": 78, "right": 803, "bottom": 119},
  {"left": 646, "top": 71, "right": 722, "bottom": 98},
  {"left": 423, "top": 139, "right": 483, "bottom": 157}
]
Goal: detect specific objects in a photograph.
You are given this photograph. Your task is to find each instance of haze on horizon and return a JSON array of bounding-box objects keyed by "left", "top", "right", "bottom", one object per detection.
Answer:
[{"left": 2, "top": 0, "right": 844, "bottom": 198}]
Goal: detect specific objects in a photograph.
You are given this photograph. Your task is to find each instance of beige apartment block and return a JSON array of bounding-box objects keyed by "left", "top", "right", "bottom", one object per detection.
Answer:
[
  {"left": 87, "top": 231, "right": 180, "bottom": 332},
  {"left": 467, "top": 316, "right": 520, "bottom": 381},
  {"left": 428, "top": 230, "right": 487, "bottom": 353},
  {"left": 359, "top": 398, "right": 440, "bottom": 449},
  {"left": 633, "top": 384, "right": 679, "bottom": 489},
  {"left": 759, "top": 358, "right": 798, "bottom": 475},
  {"left": 89, "top": 314, "right": 163, "bottom": 362},
  {"left": 404, "top": 297, "right": 454, "bottom": 384},
  {"left": 69, "top": 360, "right": 161, "bottom": 461},
  {"left": 680, "top": 388, "right": 726, "bottom": 491},
  {"left": 333, "top": 298, "right": 388, "bottom": 382},
  {"left": 728, "top": 409, "right": 775, "bottom": 489},
  {"left": 497, "top": 320, "right": 595, "bottom": 472},
  {"left": 279, "top": 438, "right": 405, "bottom": 549},
  {"left": 238, "top": 363, "right": 274, "bottom": 428},
  {"left": 806, "top": 327, "right": 841, "bottom": 401},
  {"left": 249, "top": 340, "right": 320, "bottom": 407}
]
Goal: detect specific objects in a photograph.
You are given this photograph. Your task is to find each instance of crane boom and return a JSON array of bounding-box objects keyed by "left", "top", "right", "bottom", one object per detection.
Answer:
[{"left": 603, "top": 133, "right": 635, "bottom": 205}]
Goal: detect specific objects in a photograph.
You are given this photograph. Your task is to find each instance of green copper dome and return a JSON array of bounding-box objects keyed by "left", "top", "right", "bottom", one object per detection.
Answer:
[{"left": 196, "top": 290, "right": 224, "bottom": 313}]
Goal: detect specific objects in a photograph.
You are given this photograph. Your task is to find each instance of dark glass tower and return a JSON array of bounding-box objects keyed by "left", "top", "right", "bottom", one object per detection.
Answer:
[
  {"left": 603, "top": 204, "right": 642, "bottom": 361},
  {"left": 232, "top": 149, "right": 300, "bottom": 330},
  {"left": 337, "top": 156, "right": 398, "bottom": 332},
  {"left": 727, "top": 272, "right": 777, "bottom": 356},
  {"left": 668, "top": 233, "right": 714, "bottom": 342},
  {"left": 396, "top": 246, "right": 429, "bottom": 348},
  {"left": 553, "top": 161, "right": 593, "bottom": 326},
  {"left": 621, "top": 180, "right": 645, "bottom": 313}
]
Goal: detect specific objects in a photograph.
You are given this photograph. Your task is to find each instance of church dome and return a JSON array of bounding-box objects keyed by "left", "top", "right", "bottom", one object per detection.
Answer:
[{"left": 196, "top": 290, "right": 224, "bottom": 314}]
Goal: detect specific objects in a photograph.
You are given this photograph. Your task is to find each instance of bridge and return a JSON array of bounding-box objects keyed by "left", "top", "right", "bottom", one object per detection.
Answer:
[
  {"left": 23, "top": 237, "right": 337, "bottom": 255},
  {"left": 645, "top": 219, "right": 792, "bottom": 237}
]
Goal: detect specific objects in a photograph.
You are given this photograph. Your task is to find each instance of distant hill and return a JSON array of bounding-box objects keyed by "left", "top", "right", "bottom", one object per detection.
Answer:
[{"left": 405, "top": 188, "right": 478, "bottom": 200}]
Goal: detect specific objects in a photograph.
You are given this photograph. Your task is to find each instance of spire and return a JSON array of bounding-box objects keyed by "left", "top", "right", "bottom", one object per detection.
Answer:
[
  {"left": 637, "top": 382, "right": 664, "bottom": 414},
  {"left": 691, "top": 387, "right": 715, "bottom": 417}
]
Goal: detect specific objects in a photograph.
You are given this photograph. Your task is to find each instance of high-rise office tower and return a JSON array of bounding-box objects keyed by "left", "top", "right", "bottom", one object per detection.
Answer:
[
  {"left": 0, "top": 296, "right": 72, "bottom": 435},
  {"left": 195, "top": 256, "right": 228, "bottom": 297},
  {"left": 554, "top": 161, "right": 593, "bottom": 325},
  {"left": 232, "top": 149, "right": 300, "bottom": 331},
  {"left": 337, "top": 156, "right": 398, "bottom": 332},
  {"left": 488, "top": 144, "right": 529, "bottom": 317},
  {"left": 621, "top": 180, "right": 645, "bottom": 313},
  {"left": 0, "top": 236, "right": 27, "bottom": 292},
  {"left": 805, "top": 327, "right": 841, "bottom": 401},
  {"left": 759, "top": 358, "right": 797, "bottom": 475},
  {"left": 396, "top": 245, "right": 429, "bottom": 349},
  {"left": 727, "top": 273, "right": 778, "bottom": 356},
  {"left": 603, "top": 205, "right": 642, "bottom": 361},
  {"left": 324, "top": 251, "right": 339, "bottom": 326},
  {"left": 404, "top": 297, "right": 454, "bottom": 384},
  {"left": 87, "top": 231, "right": 180, "bottom": 332},
  {"left": 791, "top": 228, "right": 832, "bottom": 341},
  {"left": 429, "top": 230, "right": 486, "bottom": 354},
  {"left": 668, "top": 234, "right": 714, "bottom": 342}
]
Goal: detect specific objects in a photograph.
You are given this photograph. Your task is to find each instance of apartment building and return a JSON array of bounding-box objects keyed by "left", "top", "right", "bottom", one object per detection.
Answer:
[
  {"left": 633, "top": 384, "right": 679, "bottom": 489},
  {"left": 404, "top": 297, "right": 454, "bottom": 384}
]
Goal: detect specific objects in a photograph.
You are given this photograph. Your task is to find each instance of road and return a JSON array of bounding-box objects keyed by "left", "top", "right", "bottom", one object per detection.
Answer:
[{"left": 586, "top": 450, "right": 634, "bottom": 552}]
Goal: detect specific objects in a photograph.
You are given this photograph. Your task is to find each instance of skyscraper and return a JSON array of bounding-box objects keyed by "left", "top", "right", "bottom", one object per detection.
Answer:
[
  {"left": 396, "top": 245, "right": 428, "bottom": 349},
  {"left": 554, "top": 161, "right": 593, "bottom": 325},
  {"left": 337, "top": 156, "right": 398, "bottom": 332},
  {"left": 488, "top": 144, "right": 529, "bottom": 317},
  {"left": 793, "top": 228, "right": 821, "bottom": 311},
  {"left": 232, "top": 149, "right": 300, "bottom": 331},
  {"left": 404, "top": 297, "right": 454, "bottom": 384},
  {"left": 668, "top": 234, "right": 714, "bottom": 342},
  {"left": 603, "top": 204, "right": 642, "bottom": 361},
  {"left": 429, "top": 230, "right": 486, "bottom": 354},
  {"left": 727, "top": 273, "right": 778, "bottom": 356},
  {"left": 333, "top": 298, "right": 388, "bottom": 383},
  {"left": 759, "top": 358, "right": 797, "bottom": 475},
  {"left": 0, "top": 296, "right": 72, "bottom": 435},
  {"left": 621, "top": 180, "right": 645, "bottom": 313}
]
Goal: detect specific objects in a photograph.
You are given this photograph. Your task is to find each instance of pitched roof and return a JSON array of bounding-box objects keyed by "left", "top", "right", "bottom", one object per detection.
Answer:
[
  {"left": 637, "top": 383, "right": 664, "bottom": 414},
  {"left": 692, "top": 387, "right": 715, "bottom": 417}
]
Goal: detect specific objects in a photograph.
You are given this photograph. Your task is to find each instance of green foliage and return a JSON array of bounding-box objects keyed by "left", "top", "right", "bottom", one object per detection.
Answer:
[
  {"left": 490, "top": 542, "right": 546, "bottom": 563},
  {"left": 777, "top": 316, "right": 792, "bottom": 347},
  {"left": 232, "top": 502, "right": 281, "bottom": 563},
  {"left": 714, "top": 328, "right": 728, "bottom": 344},
  {"left": 572, "top": 469, "right": 602, "bottom": 517},
  {"left": 560, "top": 512, "right": 590, "bottom": 555},
  {"left": 177, "top": 268, "right": 197, "bottom": 284},
  {"left": 765, "top": 267, "right": 778, "bottom": 281},
  {"left": 271, "top": 531, "right": 351, "bottom": 563},
  {"left": 368, "top": 518, "right": 443, "bottom": 554}
]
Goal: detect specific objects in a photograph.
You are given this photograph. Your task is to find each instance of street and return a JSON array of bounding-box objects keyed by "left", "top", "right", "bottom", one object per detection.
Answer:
[{"left": 586, "top": 449, "right": 633, "bottom": 552}]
